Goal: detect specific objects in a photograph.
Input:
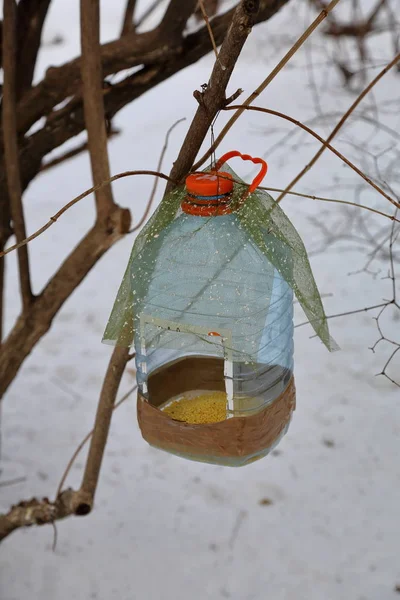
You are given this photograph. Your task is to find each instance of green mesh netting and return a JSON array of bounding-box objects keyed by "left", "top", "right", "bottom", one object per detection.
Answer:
[{"left": 102, "top": 164, "right": 338, "bottom": 351}]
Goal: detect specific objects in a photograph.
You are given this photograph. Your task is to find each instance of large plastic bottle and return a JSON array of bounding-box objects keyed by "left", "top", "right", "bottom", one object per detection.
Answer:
[{"left": 134, "top": 152, "right": 295, "bottom": 466}]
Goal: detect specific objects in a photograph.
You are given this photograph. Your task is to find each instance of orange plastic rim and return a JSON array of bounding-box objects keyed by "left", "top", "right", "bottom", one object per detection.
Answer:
[
  {"left": 185, "top": 171, "right": 233, "bottom": 196},
  {"left": 182, "top": 151, "right": 268, "bottom": 216}
]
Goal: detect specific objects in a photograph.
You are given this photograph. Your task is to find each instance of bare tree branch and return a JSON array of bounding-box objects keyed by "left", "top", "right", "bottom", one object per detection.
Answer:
[
  {"left": 197, "top": 0, "right": 220, "bottom": 62},
  {"left": 168, "top": 0, "right": 263, "bottom": 189},
  {"left": 15, "top": 28, "right": 163, "bottom": 136},
  {"left": 223, "top": 104, "right": 400, "bottom": 210},
  {"left": 159, "top": 0, "right": 198, "bottom": 42},
  {"left": 80, "top": 0, "right": 115, "bottom": 222},
  {"left": 77, "top": 346, "right": 130, "bottom": 514},
  {"left": 295, "top": 302, "right": 389, "bottom": 328},
  {"left": 57, "top": 3, "right": 133, "bottom": 521},
  {"left": 120, "top": 0, "right": 137, "bottom": 36},
  {"left": 0, "top": 170, "right": 174, "bottom": 259},
  {"left": 276, "top": 51, "right": 400, "bottom": 203},
  {"left": 15, "top": 0, "right": 52, "bottom": 98},
  {"left": 0, "top": 351, "right": 136, "bottom": 541},
  {"left": 195, "top": 0, "right": 219, "bottom": 21},
  {"left": 193, "top": 0, "right": 341, "bottom": 171},
  {"left": 0, "top": 168, "right": 176, "bottom": 398},
  {"left": 0, "top": 0, "right": 291, "bottom": 213},
  {"left": 39, "top": 127, "right": 120, "bottom": 173},
  {"left": 131, "top": 118, "right": 185, "bottom": 233},
  {"left": 15, "top": 0, "right": 196, "bottom": 138},
  {"left": 135, "top": 0, "right": 164, "bottom": 29},
  {"left": 0, "top": 0, "right": 288, "bottom": 541},
  {"left": 2, "top": 0, "right": 33, "bottom": 311},
  {"left": 56, "top": 384, "right": 137, "bottom": 499},
  {"left": 259, "top": 186, "right": 399, "bottom": 221},
  {"left": 0, "top": 253, "right": 4, "bottom": 342},
  {"left": 0, "top": 489, "right": 86, "bottom": 540},
  {"left": 0, "top": 203, "right": 130, "bottom": 399}
]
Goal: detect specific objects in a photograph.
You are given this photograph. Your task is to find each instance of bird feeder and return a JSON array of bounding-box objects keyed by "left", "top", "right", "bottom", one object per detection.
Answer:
[{"left": 103, "top": 151, "right": 336, "bottom": 466}]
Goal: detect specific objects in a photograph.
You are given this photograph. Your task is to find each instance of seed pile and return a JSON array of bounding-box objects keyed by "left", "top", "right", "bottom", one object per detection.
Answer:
[{"left": 162, "top": 391, "right": 227, "bottom": 424}]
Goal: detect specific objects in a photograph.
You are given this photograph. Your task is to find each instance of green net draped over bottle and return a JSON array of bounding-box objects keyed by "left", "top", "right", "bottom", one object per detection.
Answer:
[{"left": 102, "top": 164, "right": 338, "bottom": 352}]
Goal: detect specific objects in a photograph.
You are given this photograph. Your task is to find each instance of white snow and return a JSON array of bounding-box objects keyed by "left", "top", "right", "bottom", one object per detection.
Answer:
[{"left": 1, "top": 1, "right": 399, "bottom": 599}]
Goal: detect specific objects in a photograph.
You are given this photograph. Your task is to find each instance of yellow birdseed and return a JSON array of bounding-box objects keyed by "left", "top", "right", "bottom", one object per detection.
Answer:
[{"left": 162, "top": 390, "right": 227, "bottom": 424}]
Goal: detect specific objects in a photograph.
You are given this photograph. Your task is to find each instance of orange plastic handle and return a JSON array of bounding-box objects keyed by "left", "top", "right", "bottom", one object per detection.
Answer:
[{"left": 215, "top": 151, "right": 268, "bottom": 193}]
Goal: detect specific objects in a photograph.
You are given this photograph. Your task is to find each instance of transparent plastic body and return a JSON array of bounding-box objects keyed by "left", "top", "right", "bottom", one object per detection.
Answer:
[
  {"left": 132, "top": 210, "right": 294, "bottom": 452},
  {"left": 103, "top": 161, "right": 335, "bottom": 464}
]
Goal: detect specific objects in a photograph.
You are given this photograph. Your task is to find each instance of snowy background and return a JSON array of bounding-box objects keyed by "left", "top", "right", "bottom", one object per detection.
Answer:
[{"left": 1, "top": 1, "right": 399, "bottom": 599}]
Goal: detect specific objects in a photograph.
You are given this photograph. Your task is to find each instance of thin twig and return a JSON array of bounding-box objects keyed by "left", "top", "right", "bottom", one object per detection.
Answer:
[
  {"left": 378, "top": 346, "right": 400, "bottom": 387},
  {"left": 192, "top": 0, "right": 342, "bottom": 171},
  {"left": 0, "top": 476, "right": 26, "bottom": 488},
  {"left": 388, "top": 208, "right": 398, "bottom": 304},
  {"left": 259, "top": 186, "right": 400, "bottom": 222},
  {"left": 224, "top": 104, "right": 400, "bottom": 210},
  {"left": 374, "top": 207, "right": 400, "bottom": 386},
  {"left": 367, "top": 0, "right": 387, "bottom": 26},
  {"left": 196, "top": 0, "right": 219, "bottom": 62},
  {"left": 56, "top": 384, "right": 137, "bottom": 499},
  {"left": 186, "top": 170, "right": 399, "bottom": 221},
  {"left": 2, "top": 0, "right": 33, "bottom": 311},
  {"left": 295, "top": 301, "right": 389, "bottom": 328},
  {"left": 131, "top": 118, "right": 185, "bottom": 233},
  {"left": 188, "top": 168, "right": 399, "bottom": 221},
  {"left": 51, "top": 522, "right": 58, "bottom": 552},
  {"left": 0, "top": 170, "right": 174, "bottom": 258},
  {"left": 276, "top": 51, "right": 400, "bottom": 203}
]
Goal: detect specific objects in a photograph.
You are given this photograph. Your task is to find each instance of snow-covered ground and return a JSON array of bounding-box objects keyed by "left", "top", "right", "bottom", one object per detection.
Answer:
[{"left": 1, "top": 1, "right": 399, "bottom": 599}]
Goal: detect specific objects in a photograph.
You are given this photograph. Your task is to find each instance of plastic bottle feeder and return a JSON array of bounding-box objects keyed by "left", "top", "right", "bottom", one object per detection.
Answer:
[{"left": 103, "top": 151, "right": 335, "bottom": 466}]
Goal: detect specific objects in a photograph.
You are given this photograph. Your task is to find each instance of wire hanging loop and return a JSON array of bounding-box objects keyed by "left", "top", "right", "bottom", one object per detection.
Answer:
[{"left": 214, "top": 150, "right": 268, "bottom": 208}]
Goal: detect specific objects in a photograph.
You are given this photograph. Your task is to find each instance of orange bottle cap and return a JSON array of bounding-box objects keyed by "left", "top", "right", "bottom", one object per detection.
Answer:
[{"left": 185, "top": 171, "right": 233, "bottom": 197}]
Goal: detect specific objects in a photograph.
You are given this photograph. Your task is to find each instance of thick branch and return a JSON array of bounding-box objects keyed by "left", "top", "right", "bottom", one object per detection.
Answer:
[
  {"left": 0, "top": 0, "right": 291, "bottom": 200},
  {"left": 78, "top": 346, "right": 130, "bottom": 514},
  {"left": 0, "top": 489, "right": 86, "bottom": 541},
  {"left": 120, "top": 0, "right": 137, "bottom": 36},
  {"left": 0, "top": 0, "right": 289, "bottom": 542},
  {"left": 135, "top": 0, "right": 164, "bottom": 29},
  {"left": 193, "top": 0, "right": 341, "bottom": 171},
  {"left": 15, "top": 27, "right": 164, "bottom": 136},
  {"left": 2, "top": 0, "right": 33, "bottom": 310},
  {"left": 168, "top": 0, "right": 262, "bottom": 187},
  {"left": 159, "top": 0, "right": 198, "bottom": 42},
  {"left": 0, "top": 345, "right": 130, "bottom": 541},
  {"left": 14, "top": 0, "right": 290, "bottom": 138},
  {"left": 15, "top": 0, "right": 197, "bottom": 137},
  {"left": 80, "top": 0, "right": 115, "bottom": 221},
  {"left": 40, "top": 128, "right": 120, "bottom": 173},
  {"left": 16, "top": 0, "right": 52, "bottom": 98},
  {"left": 0, "top": 251, "right": 4, "bottom": 342},
  {"left": 0, "top": 205, "right": 130, "bottom": 399}
]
